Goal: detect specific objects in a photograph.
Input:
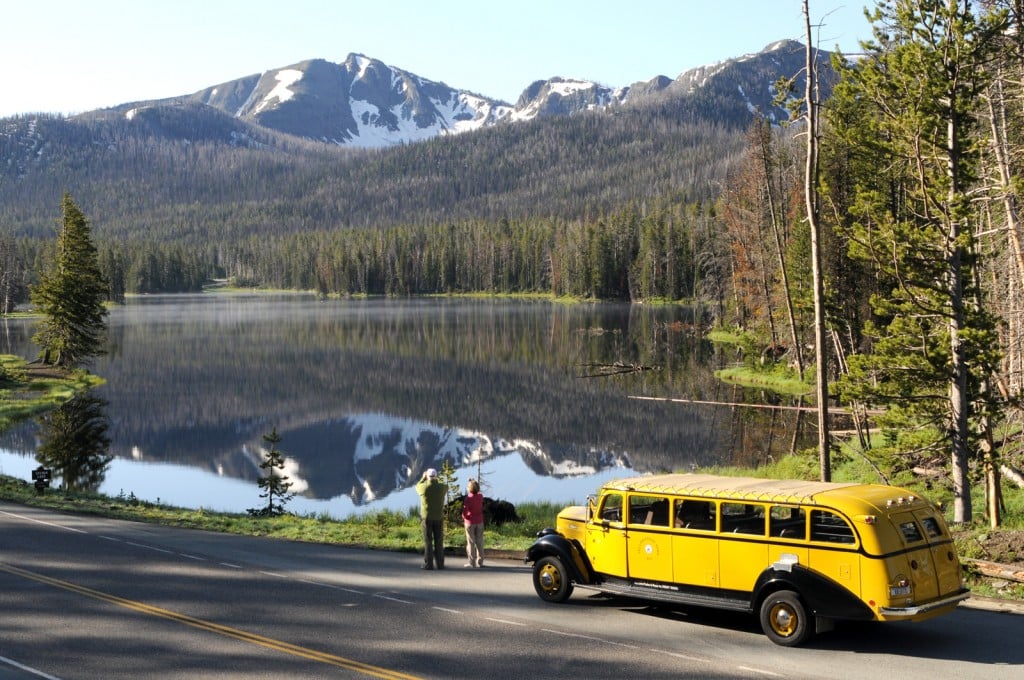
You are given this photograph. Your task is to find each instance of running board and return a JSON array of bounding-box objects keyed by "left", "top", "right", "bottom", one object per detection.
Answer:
[{"left": 577, "top": 579, "right": 752, "bottom": 613}]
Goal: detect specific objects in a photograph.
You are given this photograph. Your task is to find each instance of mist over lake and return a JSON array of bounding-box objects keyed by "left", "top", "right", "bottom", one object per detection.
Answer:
[{"left": 0, "top": 294, "right": 811, "bottom": 516}]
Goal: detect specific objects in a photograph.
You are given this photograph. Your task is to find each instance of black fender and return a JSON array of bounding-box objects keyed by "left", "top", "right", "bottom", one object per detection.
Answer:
[
  {"left": 525, "top": 530, "right": 594, "bottom": 584},
  {"left": 753, "top": 562, "right": 874, "bottom": 622}
]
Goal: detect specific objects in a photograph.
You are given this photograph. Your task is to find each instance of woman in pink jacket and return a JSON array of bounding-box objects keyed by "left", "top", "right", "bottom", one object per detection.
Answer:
[{"left": 461, "top": 479, "right": 485, "bottom": 567}]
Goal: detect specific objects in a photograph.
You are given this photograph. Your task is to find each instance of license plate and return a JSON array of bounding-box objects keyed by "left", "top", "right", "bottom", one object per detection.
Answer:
[{"left": 890, "top": 585, "right": 911, "bottom": 596}]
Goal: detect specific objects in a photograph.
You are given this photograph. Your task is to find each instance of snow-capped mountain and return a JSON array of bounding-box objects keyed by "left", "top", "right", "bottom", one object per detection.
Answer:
[
  {"left": 182, "top": 55, "right": 514, "bottom": 148},
  {"left": 105, "top": 40, "right": 829, "bottom": 149},
  {"left": 232, "top": 412, "right": 632, "bottom": 507}
]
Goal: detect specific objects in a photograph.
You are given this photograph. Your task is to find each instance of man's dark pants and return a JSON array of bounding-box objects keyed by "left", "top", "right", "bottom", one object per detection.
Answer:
[{"left": 422, "top": 519, "right": 444, "bottom": 569}]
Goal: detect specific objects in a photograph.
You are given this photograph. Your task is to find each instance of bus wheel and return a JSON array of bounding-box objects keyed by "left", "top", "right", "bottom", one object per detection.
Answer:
[
  {"left": 533, "top": 556, "right": 574, "bottom": 602},
  {"left": 759, "top": 590, "right": 813, "bottom": 646}
]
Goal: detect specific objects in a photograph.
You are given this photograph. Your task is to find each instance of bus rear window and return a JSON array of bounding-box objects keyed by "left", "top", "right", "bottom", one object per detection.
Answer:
[
  {"left": 899, "top": 521, "right": 924, "bottom": 543},
  {"left": 919, "top": 516, "right": 943, "bottom": 538}
]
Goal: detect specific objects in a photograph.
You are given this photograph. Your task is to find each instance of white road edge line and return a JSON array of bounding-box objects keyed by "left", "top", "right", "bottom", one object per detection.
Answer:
[
  {"left": 540, "top": 629, "right": 638, "bottom": 649},
  {"left": 735, "top": 667, "right": 782, "bottom": 677},
  {"left": 374, "top": 594, "right": 414, "bottom": 604},
  {"left": 0, "top": 653, "right": 63, "bottom": 679},
  {"left": 648, "top": 648, "right": 710, "bottom": 663},
  {"left": 433, "top": 606, "right": 462, "bottom": 614},
  {"left": 484, "top": 617, "right": 526, "bottom": 626},
  {"left": 0, "top": 509, "right": 87, "bottom": 533},
  {"left": 125, "top": 542, "right": 173, "bottom": 554}
]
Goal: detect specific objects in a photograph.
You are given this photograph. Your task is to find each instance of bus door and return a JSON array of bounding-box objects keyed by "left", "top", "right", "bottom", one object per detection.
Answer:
[
  {"left": 913, "top": 508, "right": 962, "bottom": 597},
  {"left": 626, "top": 494, "right": 673, "bottom": 582},
  {"left": 587, "top": 492, "right": 628, "bottom": 577},
  {"left": 893, "top": 511, "right": 940, "bottom": 602}
]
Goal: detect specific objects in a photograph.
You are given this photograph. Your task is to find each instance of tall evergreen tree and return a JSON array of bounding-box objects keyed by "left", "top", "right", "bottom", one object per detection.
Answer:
[
  {"left": 31, "top": 193, "right": 109, "bottom": 367},
  {"left": 830, "top": 0, "right": 1005, "bottom": 523}
]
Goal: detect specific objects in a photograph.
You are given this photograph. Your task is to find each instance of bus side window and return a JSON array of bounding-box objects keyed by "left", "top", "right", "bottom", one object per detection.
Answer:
[
  {"left": 633, "top": 496, "right": 669, "bottom": 526},
  {"left": 722, "top": 503, "right": 766, "bottom": 535},
  {"left": 601, "top": 493, "right": 623, "bottom": 523},
  {"left": 769, "top": 505, "right": 805, "bottom": 538},
  {"left": 675, "top": 499, "right": 714, "bottom": 530},
  {"left": 810, "top": 510, "right": 855, "bottom": 544}
]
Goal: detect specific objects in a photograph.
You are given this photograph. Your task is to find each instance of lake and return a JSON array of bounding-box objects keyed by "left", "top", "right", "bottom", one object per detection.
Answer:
[{"left": 0, "top": 294, "right": 811, "bottom": 517}]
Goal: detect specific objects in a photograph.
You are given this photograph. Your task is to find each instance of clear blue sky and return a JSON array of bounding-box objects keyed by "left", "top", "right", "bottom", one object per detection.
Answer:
[{"left": 1, "top": 1, "right": 875, "bottom": 117}]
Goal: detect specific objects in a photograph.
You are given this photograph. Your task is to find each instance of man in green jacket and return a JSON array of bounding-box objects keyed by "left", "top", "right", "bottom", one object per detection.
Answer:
[{"left": 416, "top": 468, "right": 448, "bottom": 569}]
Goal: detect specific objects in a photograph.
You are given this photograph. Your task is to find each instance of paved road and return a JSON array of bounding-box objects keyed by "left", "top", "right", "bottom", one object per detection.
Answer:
[{"left": 0, "top": 502, "right": 1021, "bottom": 679}]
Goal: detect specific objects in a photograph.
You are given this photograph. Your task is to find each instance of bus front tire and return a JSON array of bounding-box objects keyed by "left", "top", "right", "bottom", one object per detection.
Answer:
[
  {"left": 759, "top": 590, "right": 814, "bottom": 646},
  {"left": 533, "top": 556, "right": 574, "bottom": 602}
]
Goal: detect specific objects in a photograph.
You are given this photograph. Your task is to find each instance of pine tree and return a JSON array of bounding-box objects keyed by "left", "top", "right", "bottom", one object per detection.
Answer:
[
  {"left": 249, "top": 427, "right": 295, "bottom": 517},
  {"left": 31, "top": 193, "right": 109, "bottom": 367},
  {"left": 829, "top": 1, "right": 1005, "bottom": 523},
  {"left": 439, "top": 458, "right": 460, "bottom": 530}
]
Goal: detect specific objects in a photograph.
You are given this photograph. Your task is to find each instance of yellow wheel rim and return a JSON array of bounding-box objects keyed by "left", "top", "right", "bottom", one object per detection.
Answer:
[
  {"left": 538, "top": 563, "right": 562, "bottom": 594},
  {"left": 768, "top": 602, "right": 798, "bottom": 637}
]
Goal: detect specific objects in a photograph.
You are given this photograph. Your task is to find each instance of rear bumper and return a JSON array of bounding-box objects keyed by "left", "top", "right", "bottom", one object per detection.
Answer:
[{"left": 878, "top": 590, "right": 970, "bottom": 619}]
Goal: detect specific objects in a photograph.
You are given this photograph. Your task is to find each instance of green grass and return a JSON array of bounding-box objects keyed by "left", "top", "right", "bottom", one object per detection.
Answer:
[
  {"left": 714, "top": 365, "right": 813, "bottom": 396},
  {"left": 0, "top": 355, "right": 105, "bottom": 430},
  {"left": 0, "top": 476, "right": 563, "bottom": 554}
]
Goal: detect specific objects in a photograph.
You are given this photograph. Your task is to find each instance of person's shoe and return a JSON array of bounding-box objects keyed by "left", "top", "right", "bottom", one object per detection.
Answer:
[
  {"left": 437, "top": 564, "right": 445, "bottom": 569},
  {"left": 463, "top": 563, "right": 473, "bottom": 568},
  {"left": 477, "top": 563, "right": 484, "bottom": 567},
  {"left": 421, "top": 565, "right": 434, "bottom": 570}
]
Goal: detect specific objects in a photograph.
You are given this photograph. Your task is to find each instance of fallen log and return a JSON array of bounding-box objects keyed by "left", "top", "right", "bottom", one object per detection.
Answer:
[
  {"left": 627, "top": 395, "right": 885, "bottom": 415},
  {"left": 964, "top": 558, "right": 1024, "bottom": 584},
  {"left": 1002, "top": 465, "right": 1024, "bottom": 489}
]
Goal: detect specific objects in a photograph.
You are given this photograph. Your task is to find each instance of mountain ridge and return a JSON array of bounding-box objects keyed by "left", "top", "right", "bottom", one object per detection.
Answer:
[
  {"left": 82, "top": 39, "right": 824, "bottom": 149},
  {"left": 0, "top": 39, "right": 835, "bottom": 243}
]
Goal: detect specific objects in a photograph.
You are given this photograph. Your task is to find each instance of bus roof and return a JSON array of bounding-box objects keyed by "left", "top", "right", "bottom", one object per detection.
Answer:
[{"left": 603, "top": 473, "right": 918, "bottom": 510}]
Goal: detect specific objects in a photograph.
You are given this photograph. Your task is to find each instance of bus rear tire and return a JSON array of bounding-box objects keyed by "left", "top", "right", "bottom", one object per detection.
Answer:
[
  {"left": 759, "top": 590, "right": 814, "bottom": 646},
  {"left": 533, "top": 556, "right": 574, "bottom": 602}
]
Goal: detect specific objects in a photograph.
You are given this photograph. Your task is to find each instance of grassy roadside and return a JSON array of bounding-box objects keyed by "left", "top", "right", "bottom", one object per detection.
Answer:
[
  {"left": 0, "top": 474, "right": 564, "bottom": 555},
  {"left": 2, "top": 451, "right": 1023, "bottom": 599},
  {"left": 0, "top": 355, "right": 105, "bottom": 430}
]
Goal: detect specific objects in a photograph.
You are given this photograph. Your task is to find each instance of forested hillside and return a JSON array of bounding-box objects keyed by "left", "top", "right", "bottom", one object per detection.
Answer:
[
  {"left": 0, "top": 101, "right": 741, "bottom": 241},
  {"left": 0, "top": 38, "right": 834, "bottom": 303}
]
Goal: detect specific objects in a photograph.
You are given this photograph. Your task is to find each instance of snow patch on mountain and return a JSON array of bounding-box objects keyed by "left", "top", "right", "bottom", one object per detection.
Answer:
[{"left": 254, "top": 69, "right": 304, "bottom": 114}]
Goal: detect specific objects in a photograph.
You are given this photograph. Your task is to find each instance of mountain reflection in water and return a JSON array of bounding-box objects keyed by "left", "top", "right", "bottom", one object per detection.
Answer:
[{"left": 0, "top": 295, "right": 813, "bottom": 516}]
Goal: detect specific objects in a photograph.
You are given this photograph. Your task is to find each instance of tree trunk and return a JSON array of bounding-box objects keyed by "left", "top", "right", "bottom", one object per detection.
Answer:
[
  {"left": 756, "top": 122, "right": 804, "bottom": 379},
  {"left": 803, "top": 1, "right": 830, "bottom": 481}
]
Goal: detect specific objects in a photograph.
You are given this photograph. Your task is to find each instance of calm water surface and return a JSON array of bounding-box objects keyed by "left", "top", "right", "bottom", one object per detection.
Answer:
[{"left": 0, "top": 295, "right": 811, "bottom": 516}]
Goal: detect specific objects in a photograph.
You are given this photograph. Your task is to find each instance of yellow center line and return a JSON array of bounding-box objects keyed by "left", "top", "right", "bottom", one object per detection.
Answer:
[{"left": 0, "top": 562, "right": 421, "bottom": 680}]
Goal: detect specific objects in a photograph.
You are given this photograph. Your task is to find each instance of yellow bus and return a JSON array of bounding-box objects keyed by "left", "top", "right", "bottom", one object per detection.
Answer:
[{"left": 525, "top": 473, "right": 968, "bottom": 646}]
